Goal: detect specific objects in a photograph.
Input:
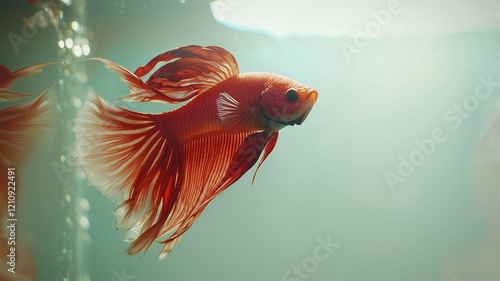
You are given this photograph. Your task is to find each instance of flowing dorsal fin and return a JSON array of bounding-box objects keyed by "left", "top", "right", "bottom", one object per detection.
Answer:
[{"left": 89, "top": 45, "right": 239, "bottom": 104}]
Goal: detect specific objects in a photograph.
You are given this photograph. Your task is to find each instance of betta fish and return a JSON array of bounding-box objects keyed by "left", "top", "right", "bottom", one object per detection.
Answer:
[{"left": 74, "top": 45, "right": 318, "bottom": 259}]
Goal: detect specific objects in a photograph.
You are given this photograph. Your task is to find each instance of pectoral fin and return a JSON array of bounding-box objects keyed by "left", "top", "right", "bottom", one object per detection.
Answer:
[{"left": 216, "top": 92, "right": 259, "bottom": 131}]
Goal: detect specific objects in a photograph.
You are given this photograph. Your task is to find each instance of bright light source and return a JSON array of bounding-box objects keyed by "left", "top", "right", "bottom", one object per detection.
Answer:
[{"left": 210, "top": 0, "right": 500, "bottom": 37}]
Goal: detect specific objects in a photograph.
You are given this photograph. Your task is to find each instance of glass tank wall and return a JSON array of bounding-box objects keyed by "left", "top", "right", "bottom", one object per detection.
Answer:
[{"left": 0, "top": 1, "right": 499, "bottom": 280}]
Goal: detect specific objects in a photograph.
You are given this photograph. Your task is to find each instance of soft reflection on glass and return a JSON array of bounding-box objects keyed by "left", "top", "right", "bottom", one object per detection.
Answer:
[{"left": 210, "top": 0, "right": 500, "bottom": 37}]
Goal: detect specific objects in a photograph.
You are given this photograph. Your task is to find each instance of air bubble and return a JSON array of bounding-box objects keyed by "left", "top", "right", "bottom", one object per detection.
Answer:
[
  {"left": 65, "top": 38, "right": 74, "bottom": 48},
  {"left": 72, "top": 45, "right": 82, "bottom": 57},
  {"left": 66, "top": 217, "right": 73, "bottom": 227},
  {"left": 77, "top": 169, "right": 86, "bottom": 179},
  {"left": 73, "top": 97, "right": 82, "bottom": 108},
  {"left": 71, "top": 21, "right": 79, "bottom": 31},
  {"left": 82, "top": 44, "right": 90, "bottom": 56},
  {"left": 80, "top": 199, "right": 90, "bottom": 212},
  {"left": 79, "top": 216, "right": 89, "bottom": 230}
]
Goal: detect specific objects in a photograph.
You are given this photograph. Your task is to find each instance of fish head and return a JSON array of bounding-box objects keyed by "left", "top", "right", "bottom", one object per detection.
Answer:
[{"left": 259, "top": 76, "right": 318, "bottom": 127}]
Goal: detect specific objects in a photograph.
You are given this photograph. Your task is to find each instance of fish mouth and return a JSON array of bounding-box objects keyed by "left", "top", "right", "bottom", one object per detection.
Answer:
[
  {"left": 293, "top": 90, "right": 317, "bottom": 125},
  {"left": 260, "top": 89, "right": 317, "bottom": 126},
  {"left": 306, "top": 89, "right": 318, "bottom": 103}
]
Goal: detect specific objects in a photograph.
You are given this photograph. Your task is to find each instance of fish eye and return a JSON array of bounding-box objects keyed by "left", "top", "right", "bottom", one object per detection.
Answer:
[{"left": 285, "top": 89, "right": 298, "bottom": 103}]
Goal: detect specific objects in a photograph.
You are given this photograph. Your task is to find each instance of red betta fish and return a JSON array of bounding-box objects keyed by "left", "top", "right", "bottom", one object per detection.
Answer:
[{"left": 74, "top": 45, "right": 318, "bottom": 259}]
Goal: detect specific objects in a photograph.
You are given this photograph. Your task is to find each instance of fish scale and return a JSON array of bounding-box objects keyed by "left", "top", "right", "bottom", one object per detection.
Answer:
[{"left": 163, "top": 73, "right": 270, "bottom": 142}]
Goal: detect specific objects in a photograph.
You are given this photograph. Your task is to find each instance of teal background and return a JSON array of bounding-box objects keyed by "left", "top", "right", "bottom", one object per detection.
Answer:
[{"left": 1, "top": 1, "right": 499, "bottom": 280}]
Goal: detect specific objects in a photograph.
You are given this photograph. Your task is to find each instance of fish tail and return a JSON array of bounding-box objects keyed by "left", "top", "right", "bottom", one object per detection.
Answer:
[
  {"left": 74, "top": 88, "right": 184, "bottom": 254},
  {"left": 156, "top": 204, "right": 208, "bottom": 259},
  {"left": 0, "top": 86, "right": 58, "bottom": 165}
]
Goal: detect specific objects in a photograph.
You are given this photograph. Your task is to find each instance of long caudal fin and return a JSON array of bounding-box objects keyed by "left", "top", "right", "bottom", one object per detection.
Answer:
[{"left": 74, "top": 88, "right": 185, "bottom": 256}]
